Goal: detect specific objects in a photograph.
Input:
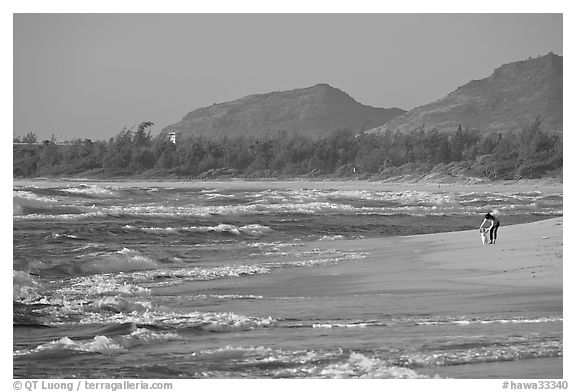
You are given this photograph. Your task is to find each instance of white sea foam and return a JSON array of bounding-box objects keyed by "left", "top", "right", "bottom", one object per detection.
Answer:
[
  {"left": 88, "top": 296, "right": 153, "bottom": 313},
  {"left": 203, "top": 192, "right": 238, "bottom": 201},
  {"left": 63, "top": 184, "right": 118, "bottom": 197},
  {"left": 46, "top": 233, "right": 79, "bottom": 240},
  {"left": 30, "top": 281, "right": 152, "bottom": 325},
  {"left": 75, "top": 248, "right": 158, "bottom": 274},
  {"left": 71, "top": 243, "right": 105, "bottom": 252},
  {"left": 414, "top": 316, "right": 563, "bottom": 326},
  {"left": 199, "top": 188, "right": 220, "bottom": 193},
  {"left": 263, "top": 248, "right": 366, "bottom": 269},
  {"left": 60, "top": 274, "right": 151, "bottom": 297},
  {"left": 197, "top": 345, "right": 276, "bottom": 357},
  {"left": 130, "top": 264, "right": 272, "bottom": 285},
  {"left": 47, "top": 270, "right": 275, "bottom": 330},
  {"left": 140, "top": 226, "right": 179, "bottom": 234},
  {"left": 122, "top": 328, "right": 181, "bottom": 344},
  {"left": 13, "top": 191, "right": 59, "bottom": 215},
  {"left": 13, "top": 211, "right": 108, "bottom": 221},
  {"left": 396, "top": 340, "right": 562, "bottom": 368},
  {"left": 14, "top": 328, "right": 181, "bottom": 358},
  {"left": 312, "top": 323, "right": 368, "bottom": 328},
  {"left": 99, "top": 201, "right": 358, "bottom": 218},
  {"left": 14, "top": 336, "right": 123, "bottom": 358},
  {"left": 326, "top": 190, "right": 379, "bottom": 200},
  {"left": 13, "top": 190, "right": 58, "bottom": 203},
  {"left": 320, "top": 352, "right": 433, "bottom": 378},
  {"left": 182, "top": 224, "right": 272, "bottom": 235},
  {"left": 194, "top": 294, "right": 265, "bottom": 300},
  {"left": 192, "top": 339, "right": 559, "bottom": 378},
  {"left": 126, "top": 223, "right": 272, "bottom": 235},
  {"left": 296, "top": 315, "right": 563, "bottom": 329},
  {"left": 196, "top": 346, "right": 435, "bottom": 378},
  {"left": 13, "top": 270, "right": 41, "bottom": 301},
  {"left": 318, "top": 235, "right": 345, "bottom": 241},
  {"left": 74, "top": 309, "right": 276, "bottom": 331},
  {"left": 13, "top": 186, "right": 563, "bottom": 224}
]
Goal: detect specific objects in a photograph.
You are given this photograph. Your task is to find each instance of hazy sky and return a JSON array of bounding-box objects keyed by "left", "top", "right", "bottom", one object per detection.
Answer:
[{"left": 13, "top": 13, "right": 562, "bottom": 141}]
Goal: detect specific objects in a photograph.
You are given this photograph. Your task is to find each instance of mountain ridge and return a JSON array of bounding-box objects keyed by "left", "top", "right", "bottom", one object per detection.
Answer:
[
  {"left": 367, "top": 53, "right": 562, "bottom": 136},
  {"left": 161, "top": 83, "right": 405, "bottom": 139}
]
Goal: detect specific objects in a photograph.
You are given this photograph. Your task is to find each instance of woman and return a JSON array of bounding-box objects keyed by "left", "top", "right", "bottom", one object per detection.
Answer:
[{"left": 480, "top": 213, "right": 500, "bottom": 244}]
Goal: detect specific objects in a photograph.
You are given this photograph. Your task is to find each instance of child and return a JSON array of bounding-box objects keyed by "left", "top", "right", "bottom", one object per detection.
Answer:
[{"left": 480, "top": 227, "right": 489, "bottom": 245}]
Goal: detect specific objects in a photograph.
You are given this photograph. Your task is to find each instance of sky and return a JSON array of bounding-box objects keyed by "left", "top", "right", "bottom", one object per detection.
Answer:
[{"left": 13, "top": 13, "right": 563, "bottom": 141}]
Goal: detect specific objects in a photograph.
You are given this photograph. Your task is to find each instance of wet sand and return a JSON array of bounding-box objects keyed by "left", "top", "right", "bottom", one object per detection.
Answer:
[
  {"left": 194, "top": 217, "right": 563, "bottom": 378},
  {"left": 223, "top": 217, "right": 563, "bottom": 312}
]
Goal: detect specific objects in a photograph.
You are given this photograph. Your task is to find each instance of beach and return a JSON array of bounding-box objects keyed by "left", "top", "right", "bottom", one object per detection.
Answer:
[
  {"left": 13, "top": 180, "right": 563, "bottom": 378},
  {"left": 188, "top": 216, "right": 563, "bottom": 378}
]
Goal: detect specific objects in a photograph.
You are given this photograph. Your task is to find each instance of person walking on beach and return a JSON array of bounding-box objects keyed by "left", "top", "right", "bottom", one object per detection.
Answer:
[{"left": 480, "top": 212, "right": 500, "bottom": 244}]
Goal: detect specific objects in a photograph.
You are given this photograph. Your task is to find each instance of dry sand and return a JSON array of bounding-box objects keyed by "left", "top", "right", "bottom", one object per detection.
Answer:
[
  {"left": 204, "top": 216, "right": 563, "bottom": 319},
  {"left": 330, "top": 217, "right": 563, "bottom": 315},
  {"left": 334, "top": 216, "right": 563, "bottom": 292}
]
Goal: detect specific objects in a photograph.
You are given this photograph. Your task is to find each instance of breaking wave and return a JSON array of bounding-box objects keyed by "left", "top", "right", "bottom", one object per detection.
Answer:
[
  {"left": 74, "top": 248, "right": 158, "bottom": 275},
  {"left": 319, "top": 352, "right": 433, "bottom": 378},
  {"left": 13, "top": 270, "right": 41, "bottom": 302},
  {"left": 393, "top": 340, "right": 562, "bottom": 368},
  {"left": 13, "top": 191, "right": 83, "bottom": 216},
  {"left": 62, "top": 184, "right": 119, "bottom": 197},
  {"left": 191, "top": 346, "right": 435, "bottom": 378},
  {"left": 130, "top": 223, "right": 272, "bottom": 236},
  {"left": 14, "top": 328, "right": 181, "bottom": 358}
]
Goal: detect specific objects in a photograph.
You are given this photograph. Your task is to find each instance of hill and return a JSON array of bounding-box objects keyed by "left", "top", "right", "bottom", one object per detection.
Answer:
[
  {"left": 161, "top": 83, "right": 405, "bottom": 139},
  {"left": 367, "top": 53, "right": 562, "bottom": 135}
]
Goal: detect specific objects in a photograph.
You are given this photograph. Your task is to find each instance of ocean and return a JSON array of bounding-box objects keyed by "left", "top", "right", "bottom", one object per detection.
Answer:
[{"left": 13, "top": 180, "right": 563, "bottom": 379}]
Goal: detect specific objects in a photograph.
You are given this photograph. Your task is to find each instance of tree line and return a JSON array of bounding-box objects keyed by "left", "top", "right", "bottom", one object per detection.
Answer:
[{"left": 13, "top": 119, "right": 562, "bottom": 180}]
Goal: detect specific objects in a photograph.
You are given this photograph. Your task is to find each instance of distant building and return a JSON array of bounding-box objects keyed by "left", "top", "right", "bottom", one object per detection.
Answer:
[{"left": 168, "top": 131, "right": 178, "bottom": 144}]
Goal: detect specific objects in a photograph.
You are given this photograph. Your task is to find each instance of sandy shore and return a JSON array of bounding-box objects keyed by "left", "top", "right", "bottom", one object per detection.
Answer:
[
  {"left": 204, "top": 217, "right": 564, "bottom": 325},
  {"left": 189, "top": 216, "right": 563, "bottom": 378},
  {"left": 197, "top": 217, "right": 563, "bottom": 319},
  {"left": 334, "top": 216, "right": 563, "bottom": 293}
]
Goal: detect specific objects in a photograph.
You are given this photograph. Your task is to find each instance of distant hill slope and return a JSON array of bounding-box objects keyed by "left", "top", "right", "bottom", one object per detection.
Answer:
[
  {"left": 368, "top": 53, "right": 563, "bottom": 135},
  {"left": 161, "top": 83, "right": 405, "bottom": 139}
]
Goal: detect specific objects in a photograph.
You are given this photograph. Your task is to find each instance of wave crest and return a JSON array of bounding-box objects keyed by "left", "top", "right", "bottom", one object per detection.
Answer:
[
  {"left": 76, "top": 248, "right": 158, "bottom": 274},
  {"left": 14, "top": 328, "right": 181, "bottom": 359},
  {"left": 13, "top": 271, "right": 41, "bottom": 301}
]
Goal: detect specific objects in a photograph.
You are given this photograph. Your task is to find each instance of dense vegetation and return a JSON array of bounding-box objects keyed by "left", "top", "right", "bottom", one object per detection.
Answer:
[{"left": 13, "top": 119, "right": 562, "bottom": 181}]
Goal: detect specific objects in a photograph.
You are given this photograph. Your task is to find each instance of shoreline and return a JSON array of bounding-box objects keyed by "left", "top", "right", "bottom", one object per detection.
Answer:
[
  {"left": 199, "top": 216, "right": 563, "bottom": 314},
  {"left": 216, "top": 217, "right": 563, "bottom": 315},
  {"left": 190, "top": 216, "right": 563, "bottom": 378},
  {"left": 328, "top": 217, "right": 563, "bottom": 293}
]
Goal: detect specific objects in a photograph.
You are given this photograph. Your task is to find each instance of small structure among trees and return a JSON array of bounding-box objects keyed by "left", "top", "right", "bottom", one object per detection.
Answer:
[{"left": 169, "top": 131, "right": 178, "bottom": 144}]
